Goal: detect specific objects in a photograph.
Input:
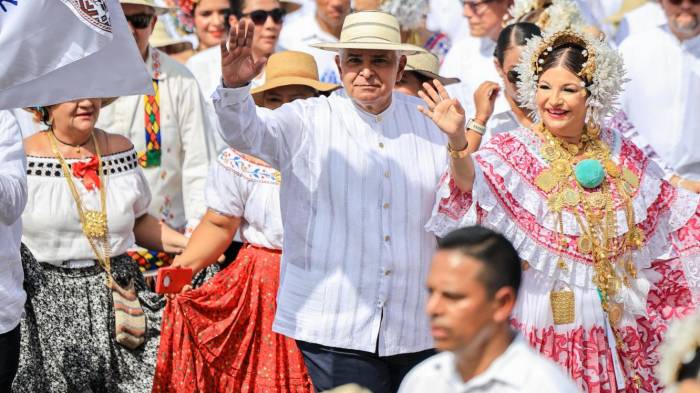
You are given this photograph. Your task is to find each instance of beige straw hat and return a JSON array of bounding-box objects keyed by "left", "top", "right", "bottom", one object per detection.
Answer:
[
  {"left": 119, "top": 0, "right": 172, "bottom": 15},
  {"left": 149, "top": 19, "right": 190, "bottom": 48},
  {"left": 404, "top": 46, "right": 460, "bottom": 85},
  {"left": 251, "top": 51, "right": 340, "bottom": 106},
  {"left": 280, "top": 0, "right": 302, "bottom": 13},
  {"left": 311, "top": 11, "right": 420, "bottom": 54}
]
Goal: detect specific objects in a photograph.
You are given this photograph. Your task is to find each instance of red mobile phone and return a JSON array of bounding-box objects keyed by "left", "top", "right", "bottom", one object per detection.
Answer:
[{"left": 155, "top": 266, "right": 193, "bottom": 294}]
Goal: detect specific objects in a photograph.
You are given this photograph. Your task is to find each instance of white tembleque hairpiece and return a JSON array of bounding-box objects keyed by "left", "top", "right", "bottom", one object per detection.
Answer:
[{"left": 515, "top": 26, "right": 627, "bottom": 125}]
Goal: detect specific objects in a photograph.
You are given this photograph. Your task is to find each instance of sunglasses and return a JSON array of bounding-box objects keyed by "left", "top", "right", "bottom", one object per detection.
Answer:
[
  {"left": 506, "top": 69, "right": 520, "bottom": 84},
  {"left": 668, "top": 0, "right": 700, "bottom": 4},
  {"left": 462, "top": 0, "right": 496, "bottom": 15},
  {"left": 242, "top": 8, "right": 285, "bottom": 25},
  {"left": 125, "top": 13, "right": 154, "bottom": 29}
]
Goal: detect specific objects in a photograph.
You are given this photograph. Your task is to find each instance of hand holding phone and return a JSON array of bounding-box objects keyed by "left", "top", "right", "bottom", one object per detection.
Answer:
[{"left": 155, "top": 266, "right": 193, "bottom": 294}]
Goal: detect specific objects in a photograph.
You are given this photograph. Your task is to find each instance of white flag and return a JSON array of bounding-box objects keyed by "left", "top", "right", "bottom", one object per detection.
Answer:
[{"left": 0, "top": 0, "right": 153, "bottom": 110}]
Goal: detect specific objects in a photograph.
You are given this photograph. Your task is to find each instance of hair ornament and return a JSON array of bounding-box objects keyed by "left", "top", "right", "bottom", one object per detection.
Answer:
[
  {"left": 515, "top": 27, "right": 626, "bottom": 125},
  {"left": 657, "top": 312, "right": 700, "bottom": 392},
  {"left": 379, "top": 0, "right": 429, "bottom": 31},
  {"left": 508, "top": 0, "right": 586, "bottom": 32},
  {"left": 176, "top": 0, "right": 201, "bottom": 32}
]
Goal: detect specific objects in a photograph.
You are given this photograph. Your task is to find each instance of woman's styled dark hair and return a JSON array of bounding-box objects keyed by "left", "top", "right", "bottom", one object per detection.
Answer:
[
  {"left": 539, "top": 43, "right": 589, "bottom": 85},
  {"left": 437, "top": 226, "right": 522, "bottom": 297},
  {"left": 494, "top": 22, "right": 542, "bottom": 64}
]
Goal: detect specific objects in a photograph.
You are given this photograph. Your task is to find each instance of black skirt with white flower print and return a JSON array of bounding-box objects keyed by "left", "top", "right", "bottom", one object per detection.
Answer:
[{"left": 13, "top": 246, "right": 165, "bottom": 393}]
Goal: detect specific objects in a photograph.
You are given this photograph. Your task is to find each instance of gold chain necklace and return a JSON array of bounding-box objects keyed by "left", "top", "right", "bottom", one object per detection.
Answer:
[
  {"left": 535, "top": 122, "right": 646, "bottom": 386},
  {"left": 48, "top": 131, "right": 113, "bottom": 284}
]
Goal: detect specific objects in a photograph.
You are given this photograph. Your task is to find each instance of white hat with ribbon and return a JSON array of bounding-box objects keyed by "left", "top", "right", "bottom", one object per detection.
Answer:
[{"left": 311, "top": 11, "right": 420, "bottom": 54}]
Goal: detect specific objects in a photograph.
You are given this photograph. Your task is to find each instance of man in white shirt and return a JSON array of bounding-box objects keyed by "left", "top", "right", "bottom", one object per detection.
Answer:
[
  {"left": 615, "top": 1, "right": 667, "bottom": 44},
  {"left": 619, "top": 0, "right": 700, "bottom": 182},
  {"left": 187, "top": 0, "right": 286, "bottom": 158},
  {"left": 399, "top": 226, "right": 580, "bottom": 393},
  {"left": 440, "top": 0, "right": 512, "bottom": 109},
  {"left": 98, "top": 0, "right": 210, "bottom": 273},
  {"left": 215, "top": 11, "right": 454, "bottom": 393},
  {"left": 0, "top": 110, "right": 28, "bottom": 391},
  {"left": 278, "top": 0, "right": 350, "bottom": 84}
]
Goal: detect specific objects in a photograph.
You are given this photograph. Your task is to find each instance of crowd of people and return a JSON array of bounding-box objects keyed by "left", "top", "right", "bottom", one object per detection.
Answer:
[{"left": 2, "top": 0, "right": 700, "bottom": 392}]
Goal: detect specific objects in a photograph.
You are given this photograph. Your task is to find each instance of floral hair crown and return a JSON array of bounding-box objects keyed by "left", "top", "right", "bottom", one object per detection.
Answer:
[
  {"left": 176, "top": 0, "right": 201, "bottom": 32},
  {"left": 507, "top": 0, "right": 586, "bottom": 36},
  {"left": 379, "top": 0, "right": 429, "bottom": 31},
  {"left": 515, "top": 27, "right": 626, "bottom": 125}
]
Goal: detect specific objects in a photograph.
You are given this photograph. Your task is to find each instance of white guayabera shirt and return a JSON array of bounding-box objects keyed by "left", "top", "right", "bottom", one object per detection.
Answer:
[
  {"left": 213, "top": 85, "right": 448, "bottom": 356},
  {"left": 619, "top": 25, "right": 700, "bottom": 180}
]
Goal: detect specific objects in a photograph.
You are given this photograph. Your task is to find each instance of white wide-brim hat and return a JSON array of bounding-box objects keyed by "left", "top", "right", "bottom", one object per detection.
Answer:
[
  {"left": 404, "top": 46, "right": 460, "bottom": 85},
  {"left": 119, "top": 0, "right": 171, "bottom": 15},
  {"left": 311, "top": 11, "right": 420, "bottom": 54}
]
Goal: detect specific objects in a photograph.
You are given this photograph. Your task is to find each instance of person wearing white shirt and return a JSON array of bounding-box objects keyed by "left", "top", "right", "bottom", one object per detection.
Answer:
[
  {"left": 619, "top": 0, "right": 700, "bottom": 189},
  {"left": 277, "top": 0, "right": 350, "bottom": 84},
  {"left": 440, "top": 0, "right": 512, "bottom": 110},
  {"left": 398, "top": 226, "right": 580, "bottom": 393},
  {"left": 97, "top": 0, "right": 211, "bottom": 274},
  {"left": 0, "top": 110, "right": 27, "bottom": 392},
  {"left": 187, "top": 0, "right": 286, "bottom": 158},
  {"left": 215, "top": 11, "right": 451, "bottom": 392},
  {"left": 614, "top": 1, "right": 667, "bottom": 43}
]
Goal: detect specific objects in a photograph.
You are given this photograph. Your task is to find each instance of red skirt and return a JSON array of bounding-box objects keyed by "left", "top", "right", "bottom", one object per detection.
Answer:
[{"left": 152, "top": 245, "right": 313, "bottom": 393}]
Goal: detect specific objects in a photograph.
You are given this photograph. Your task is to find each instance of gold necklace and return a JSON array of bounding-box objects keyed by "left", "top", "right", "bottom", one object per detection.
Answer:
[
  {"left": 48, "top": 131, "right": 113, "bottom": 283},
  {"left": 50, "top": 129, "right": 92, "bottom": 154},
  {"left": 535, "top": 122, "right": 646, "bottom": 386}
]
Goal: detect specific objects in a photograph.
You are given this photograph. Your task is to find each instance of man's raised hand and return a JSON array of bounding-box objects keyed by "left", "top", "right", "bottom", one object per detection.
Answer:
[
  {"left": 417, "top": 80, "right": 466, "bottom": 140},
  {"left": 221, "top": 19, "right": 267, "bottom": 88}
]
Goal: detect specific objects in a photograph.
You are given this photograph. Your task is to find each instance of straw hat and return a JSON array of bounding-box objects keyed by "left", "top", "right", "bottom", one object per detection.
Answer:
[
  {"left": 280, "top": 0, "right": 302, "bottom": 13},
  {"left": 404, "top": 46, "right": 460, "bottom": 85},
  {"left": 311, "top": 11, "right": 421, "bottom": 54},
  {"left": 119, "top": 0, "right": 172, "bottom": 15},
  {"left": 251, "top": 51, "right": 340, "bottom": 106},
  {"left": 150, "top": 19, "right": 191, "bottom": 48}
]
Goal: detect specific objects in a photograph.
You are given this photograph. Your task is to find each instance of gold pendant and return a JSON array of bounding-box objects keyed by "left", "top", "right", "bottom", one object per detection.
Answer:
[
  {"left": 608, "top": 302, "right": 623, "bottom": 326},
  {"left": 622, "top": 167, "right": 640, "bottom": 188},
  {"left": 548, "top": 193, "right": 563, "bottom": 212},
  {"left": 577, "top": 235, "right": 594, "bottom": 254},
  {"left": 536, "top": 170, "right": 559, "bottom": 193},
  {"left": 560, "top": 188, "right": 580, "bottom": 207},
  {"left": 627, "top": 227, "right": 645, "bottom": 249},
  {"left": 550, "top": 287, "right": 575, "bottom": 325},
  {"left": 541, "top": 145, "right": 561, "bottom": 161},
  {"left": 550, "top": 159, "right": 571, "bottom": 177},
  {"left": 586, "top": 191, "right": 606, "bottom": 209},
  {"left": 84, "top": 210, "right": 107, "bottom": 239},
  {"left": 603, "top": 159, "right": 620, "bottom": 178}
]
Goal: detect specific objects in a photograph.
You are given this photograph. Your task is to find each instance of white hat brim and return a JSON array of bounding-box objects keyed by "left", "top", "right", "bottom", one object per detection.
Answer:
[{"left": 311, "top": 41, "right": 420, "bottom": 55}]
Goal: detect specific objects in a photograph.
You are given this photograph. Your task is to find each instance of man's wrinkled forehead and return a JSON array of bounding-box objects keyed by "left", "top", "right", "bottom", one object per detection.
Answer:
[{"left": 340, "top": 49, "right": 399, "bottom": 61}]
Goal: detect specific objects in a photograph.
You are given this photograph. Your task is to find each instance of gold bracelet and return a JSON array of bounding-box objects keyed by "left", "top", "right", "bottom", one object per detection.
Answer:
[{"left": 447, "top": 142, "right": 469, "bottom": 159}]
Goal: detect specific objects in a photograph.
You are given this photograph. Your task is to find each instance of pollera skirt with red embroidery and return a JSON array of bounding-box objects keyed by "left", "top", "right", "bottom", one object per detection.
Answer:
[
  {"left": 512, "top": 257, "right": 697, "bottom": 393},
  {"left": 152, "top": 244, "right": 313, "bottom": 393}
]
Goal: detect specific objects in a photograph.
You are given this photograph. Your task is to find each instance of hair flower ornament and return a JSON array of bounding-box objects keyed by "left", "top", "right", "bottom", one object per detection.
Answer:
[{"left": 508, "top": 0, "right": 586, "bottom": 33}]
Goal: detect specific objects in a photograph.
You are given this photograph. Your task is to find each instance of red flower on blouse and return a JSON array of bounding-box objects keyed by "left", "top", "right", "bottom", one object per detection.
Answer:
[{"left": 72, "top": 155, "right": 101, "bottom": 191}]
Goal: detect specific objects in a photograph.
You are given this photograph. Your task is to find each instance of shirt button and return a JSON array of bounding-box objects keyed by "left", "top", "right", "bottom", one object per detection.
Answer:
[
  {"left": 384, "top": 235, "right": 391, "bottom": 242},
  {"left": 384, "top": 269, "right": 392, "bottom": 276},
  {"left": 377, "top": 299, "right": 385, "bottom": 307},
  {"left": 383, "top": 202, "right": 390, "bottom": 209},
  {"left": 384, "top": 170, "right": 390, "bottom": 178},
  {"left": 379, "top": 142, "right": 385, "bottom": 149}
]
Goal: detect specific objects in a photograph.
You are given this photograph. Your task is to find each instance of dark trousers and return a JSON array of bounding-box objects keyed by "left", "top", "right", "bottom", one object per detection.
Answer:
[
  {"left": 297, "top": 340, "right": 435, "bottom": 393},
  {"left": 0, "top": 323, "right": 20, "bottom": 393}
]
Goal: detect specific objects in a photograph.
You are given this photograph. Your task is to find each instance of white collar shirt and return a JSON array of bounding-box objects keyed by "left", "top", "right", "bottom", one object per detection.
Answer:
[
  {"left": 213, "top": 85, "right": 448, "bottom": 355},
  {"left": 0, "top": 110, "right": 27, "bottom": 334},
  {"left": 614, "top": 2, "right": 666, "bottom": 44},
  {"left": 96, "top": 47, "right": 210, "bottom": 232},
  {"left": 619, "top": 25, "right": 700, "bottom": 180},
  {"left": 278, "top": 12, "right": 341, "bottom": 84},
  {"left": 398, "top": 336, "right": 581, "bottom": 393},
  {"left": 440, "top": 36, "right": 499, "bottom": 111}
]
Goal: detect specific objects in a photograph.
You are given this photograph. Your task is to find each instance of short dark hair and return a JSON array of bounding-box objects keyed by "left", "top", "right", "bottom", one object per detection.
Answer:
[
  {"left": 224, "top": 0, "right": 244, "bottom": 30},
  {"left": 539, "top": 43, "right": 589, "bottom": 85},
  {"left": 437, "top": 226, "right": 522, "bottom": 297},
  {"left": 493, "top": 22, "right": 541, "bottom": 64}
]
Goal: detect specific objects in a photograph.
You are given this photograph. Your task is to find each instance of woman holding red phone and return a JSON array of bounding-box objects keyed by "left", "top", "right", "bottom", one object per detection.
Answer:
[{"left": 152, "top": 51, "right": 338, "bottom": 392}]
